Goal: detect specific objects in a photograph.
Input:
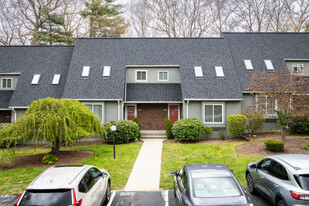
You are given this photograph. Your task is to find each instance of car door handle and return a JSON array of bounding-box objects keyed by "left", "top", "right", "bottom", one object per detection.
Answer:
[{"left": 274, "top": 184, "right": 279, "bottom": 188}]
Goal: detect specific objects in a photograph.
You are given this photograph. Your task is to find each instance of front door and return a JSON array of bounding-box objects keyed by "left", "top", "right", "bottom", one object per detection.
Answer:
[
  {"left": 127, "top": 106, "right": 135, "bottom": 120},
  {"left": 169, "top": 105, "right": 179, "bottom": 123}
]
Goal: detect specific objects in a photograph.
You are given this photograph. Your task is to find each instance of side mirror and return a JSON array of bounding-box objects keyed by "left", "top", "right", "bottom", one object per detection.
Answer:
[
  {"left": 250, "top": 164, "right": 257, "bottom": 169},
  {"left": 101, "top": 172, "right": 108, "bottom": 178},
  {"left": 171, "top": 170, "right": 179, "bottom": 176}
]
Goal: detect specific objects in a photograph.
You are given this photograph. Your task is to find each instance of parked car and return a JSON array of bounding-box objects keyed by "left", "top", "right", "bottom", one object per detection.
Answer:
[
  {"left": 14, "top": 165, "right": 111, "bottom": 206},
  {"left": 171, "top": 163, "right": 254, "bottom": 206},
  {"left": 246, "top": 154, "right": 309, "bottom": 206}
]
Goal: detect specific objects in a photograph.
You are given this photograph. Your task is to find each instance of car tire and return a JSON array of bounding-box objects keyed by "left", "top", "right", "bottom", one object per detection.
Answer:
[
  {"left": 246, "top": 173, "right": 257, "bottom": 194},
  {"left": 103, "top": 181, "right": 111, "bottom": 205},
  {"left": 173, "top": 186, "right": 176, "bottom": 197},
  {"left": 277, "top": 200, "right": 287, "bottom": 206}
]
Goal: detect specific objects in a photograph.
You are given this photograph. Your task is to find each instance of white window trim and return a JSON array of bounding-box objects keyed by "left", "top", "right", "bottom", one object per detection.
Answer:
[
  {"left": 168, "top": 104, "right": 180, "bottom": 120},
  {"left": 203, "top": 104, "right": 224, "bottom": 124},
  {"left": 52, "top": 74, "right": 61, "bottom": 85},
  {"left": 292, "top": 64, "right": 304, "bottom": 75},
  {"left": 1, "top": 78, "right": 13, "bottom": 89},
  {"left": 125, "top": 104, "right": 137, "bottom": 119},
  {"left": 264, "top": 60, "right": 274, "bottom": 71},
  {"left": 135, "top": 70, "right": 148, "bottom": 82},
  {"left": 103, "top": 66, "right": 111, "bottom": 77},
  {"left": 215, "top": 66, "right": 224, "bottom": 77},
  {"left": 84, "top": 103, "right": 104, "bottom": 123},
  {"left": 82, "top": 66, "right": 90, "bottom": 77},
  {"left": 256, "top": 95, "right": 278, "bottom": 116},
  {"left": 194, "top": 66, "right": 203, "bottom": 77},
  {"left": 31, "top": 74, "right": 41, "bottom": 85},
  {"left": 244, "top": 60, "right": 253, "bottom": 70},
  {"left": 158, "top": 71, "right": 169, "bottom": 81}
]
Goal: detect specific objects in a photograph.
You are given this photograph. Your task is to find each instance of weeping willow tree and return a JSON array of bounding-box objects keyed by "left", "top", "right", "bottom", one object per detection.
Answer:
[{"left": 0, "top": 98, "right": 103, "bottom": 153}]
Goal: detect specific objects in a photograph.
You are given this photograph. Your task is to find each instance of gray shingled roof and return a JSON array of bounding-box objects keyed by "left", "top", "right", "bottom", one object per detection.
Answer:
[
  {"left": 0, "top": 46, "right": 74, "bottom": 107},
  {"left": 63, "top": 38, "right": 243, "bottom": 100},
  {"left": 224, "top": 32, "right": 309, "bottom": 91},
  {"left": 0, "top": 91, "right": 13, "bottom": 108},
  {"left": 126, "top": 83, "right": 182, "bottom": 102}
]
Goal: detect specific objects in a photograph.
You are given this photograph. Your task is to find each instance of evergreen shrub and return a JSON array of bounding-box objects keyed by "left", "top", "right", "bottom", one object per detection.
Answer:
[
  {"left": 42, "top": 154, "right": 58, "bottom": 165},
  {"left": 204, "top": 126, "right": 213, "bottom": 138},
  {"left": 227, "top": 115, "right": 247, "bottom": 137},
  {"left": 171, "top": 118, "right": 203, "bottom": 141},
  {"left": 165, "top": 118, "right": 174, "bottom": 139},
  {"left": 104, "top": 120, "right": 140, "bottom": 144},
  {"left": 264, "top": 139, "right": 284, "bottom": 152}
]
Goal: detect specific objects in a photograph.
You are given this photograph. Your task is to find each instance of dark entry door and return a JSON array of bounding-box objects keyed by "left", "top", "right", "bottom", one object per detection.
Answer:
[
  {"left": 127, "top": 106, "right": 135, "bottom": 120},
  {"left": 169, "top": 105, "right": 179, "bottom": 123}
]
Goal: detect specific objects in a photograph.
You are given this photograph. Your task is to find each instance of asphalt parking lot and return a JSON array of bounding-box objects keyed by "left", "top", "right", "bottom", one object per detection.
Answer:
[{"left": 0, "top": 189, "right": 269, "bottom": 206}]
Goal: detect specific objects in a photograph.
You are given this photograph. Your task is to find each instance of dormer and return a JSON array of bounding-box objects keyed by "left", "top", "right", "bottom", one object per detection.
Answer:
[{"left": 0, "top": 73, "right": 20, "bottom": 90}]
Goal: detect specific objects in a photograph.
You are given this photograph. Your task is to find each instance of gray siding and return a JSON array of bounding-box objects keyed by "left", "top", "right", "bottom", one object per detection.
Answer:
[
  {"left": 105, "top": 102, "right": 119, "bottom": 122},
  {"left": 13, "top": 109, "right": 26, "bottom": 122},
  {"left": 285, "top": 61, "right": 309, "bottom": 76},
  {"left": 126, "top": 67, "right": 181, "bottom": 83},
  {"left": 241, "top": 94, "right": 255, "bottom": 111},
  {"left": 187, "top": 101, "right": 202, "bottom": 119},
  {"left": 0, "top": 75, "right": 20, "bottom": 90}
]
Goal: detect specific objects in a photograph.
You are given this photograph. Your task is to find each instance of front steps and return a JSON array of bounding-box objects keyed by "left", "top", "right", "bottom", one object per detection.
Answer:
[{"left": 141, "top": 130, "right": 166, "bottom": 139}]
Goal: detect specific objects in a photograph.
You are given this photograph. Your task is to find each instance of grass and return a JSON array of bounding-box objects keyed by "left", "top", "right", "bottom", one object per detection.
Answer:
[
  {"left": 0, "top": 142, "right": 142, "bottom": 194},
  {"left": 160, "top": 141, "right": 263, "bottom": 189}
]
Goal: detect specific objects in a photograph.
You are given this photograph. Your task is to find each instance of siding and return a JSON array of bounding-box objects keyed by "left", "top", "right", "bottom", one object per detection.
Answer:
[
  {"left": 105, "top": 102, "right": 119, "bottom": 122},
  {"left": 285, "top": 61, "right": 309, "bottom": 76},
  {"left": 0, "top": 75, "right": 20, "bottom": 90}
]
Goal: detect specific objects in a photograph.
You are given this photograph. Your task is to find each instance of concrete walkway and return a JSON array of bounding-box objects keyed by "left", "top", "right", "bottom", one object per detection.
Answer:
[{"left": 124, "top": 139, "right": 164, "bottom": 191}]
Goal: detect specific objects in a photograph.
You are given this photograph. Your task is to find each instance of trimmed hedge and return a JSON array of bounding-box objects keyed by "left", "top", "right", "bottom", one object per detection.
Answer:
[
  {"left": 133, "top": 117, "right": 142, "bottom": 139},
  {"left": 204, "top": 126, "right": 213, "bottom": 138},
  {"left": 172, "top": 118, "right": 204, "bottom": 141},
  {"left": 104, "top": 120, "right": 140, "bottom": 144},
  {"left": 165, "top": 118, "right": 174, "bottom": 139},
  {"left": 227, "top": 115, "right": 247, "bottom": 137},
  {"left": 265, "top": 139, "right": 284, "bottom": 152},
  {"left": 288, "top": 116, "right": 309, "bottom": 134}
]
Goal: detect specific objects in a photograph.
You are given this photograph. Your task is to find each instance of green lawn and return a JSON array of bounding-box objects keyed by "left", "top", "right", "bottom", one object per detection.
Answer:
[
  {"left": 0, "top": 142, "right": 142, "bottom": 194},
  {"left": 160, "top": 141, "right": 263, "bottom": 189}
]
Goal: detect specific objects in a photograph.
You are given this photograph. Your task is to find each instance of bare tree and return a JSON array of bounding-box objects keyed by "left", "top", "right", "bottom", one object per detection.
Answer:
[
  {"left": 268, "top": 0, "right": 291, "bottom": 32},
  {"left": 286, "top": 0, "right": 309, "bottom": 32}
]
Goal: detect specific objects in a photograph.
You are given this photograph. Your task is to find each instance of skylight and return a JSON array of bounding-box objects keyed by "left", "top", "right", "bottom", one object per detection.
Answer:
[
  {"left": 264, "top": 60, "right": 274, "bottom": 71},
  {"left": 194, "top": 66, "right": 203, "bottom": 77},
  {"left": 103, "top": 66, "right": 111, "bottom": 77},
  {"left": 215, "top": 66, "right": 224, "bottom": 77},
  {"left": 82, "top": 66, "right": 90, "bottom": 77},
  {"left": 52, "top": 74, "right": 61, "bottom": 85},
  {"left": 244, "top": 60, "right": 253, "bottom": 70},
  {"left": 31, "top": 74, "right": 41, "bottom": 85}
]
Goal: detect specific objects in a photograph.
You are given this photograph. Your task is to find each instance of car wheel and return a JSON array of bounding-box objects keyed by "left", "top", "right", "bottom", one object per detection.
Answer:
[
  {"left": 104, "top": 181, "right": 111, "bottom": 205},
  {"left": 277, "top": 200, "right": 287, "bottom": 206},
  {"left": 246, "top": 173, "right": 257, "bottom": 194},
  {"left": 173, "top": 186, "right": 176, "bottom": 197}
]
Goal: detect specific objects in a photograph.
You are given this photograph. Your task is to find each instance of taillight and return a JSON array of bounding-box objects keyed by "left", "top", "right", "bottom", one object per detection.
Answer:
[
  {"left": 72, "top": 189, "right": 82, "bottom": 206},
  {"left": 186, "top": 204, "right": 192, "bottom": 206},
  {"left": 290, "top": 191, "right": 309, "bottom": 200},
  {"left": 13, "top": 191, "right": 25, "bottom": 206}
]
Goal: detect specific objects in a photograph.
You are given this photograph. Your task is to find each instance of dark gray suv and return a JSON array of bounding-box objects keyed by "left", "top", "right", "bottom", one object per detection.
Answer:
[{"left": 246, "top": 154, "right": 309, "bottom": 206}]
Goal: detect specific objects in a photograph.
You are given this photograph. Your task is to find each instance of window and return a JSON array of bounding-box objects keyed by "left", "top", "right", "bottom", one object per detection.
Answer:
[
  {"left": 292, "top": 64, "right": 304, "bottom": 75},
  {"left": 83, "top": 172, "right": 95, "bottom": 192},
  {"left": 205, "top": 104, "right": 223, "bottom": 123},
  {"left": 90, "top": 168, "right": 102, "bottom": 182},
  {"left": 82, "top": 66, "right": 90, "bottom": 77},
  {"left": 84, "top": 104, "right": 103, "bottom": 122},
  {"left": 158, "top": 71, "right": 168, "bottom": 81},
  {"left": 264, "top": 60, "right": 274, "bottom": 71},
  {"left": 1, "top": 78, "right": 12, "bottom": 89},
  {"left": 258, "top": 159, "right": 272, "bottom": 174},
  {"left": 136, "top": 70, "right": 147, "bottom": 82},
  {"left": 103, "top": 66, "right": 111, "bottom": 77},
  {"left": 215, "top": 66, "right": 224, "bottom": 77},
  {"left": 31, "top": 74, "right": 41, "bottom": 85},
  {"left": 52, "top": 74, "right": 61, "bottom": 85},
  {"left": 257, "top": 95, "right": 277, "bottom": 115},
  {"left": 181, "top": 171, "right": 189, "bottom": 194},
  {"left": 270, "top": 161, "right": 289, "bottom": 180},
  {"left": 194, "top": 66, "right": 203, "bottom": 77},
  {"left": 244, "top": 60, "right": 253, "bottom": 70}
]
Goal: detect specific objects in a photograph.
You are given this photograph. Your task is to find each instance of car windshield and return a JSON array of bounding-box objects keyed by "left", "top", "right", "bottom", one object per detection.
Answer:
[
  {"left": 192, "top": 177, "right": 242, "bottom": 198},
  {"left": 298, "top": 175, "right": 309, "bottom": 190},
  {"left": 19, "top": 189, "right": 72, "bottom": 206}
]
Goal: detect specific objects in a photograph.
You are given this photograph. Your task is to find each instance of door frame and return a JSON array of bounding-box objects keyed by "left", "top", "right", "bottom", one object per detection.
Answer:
[
  {"left": 125, "top": 104, "right": 137, "bottom": 120},
  {"left": 168, "top": 104, "right": 180, "bottom": 121}
]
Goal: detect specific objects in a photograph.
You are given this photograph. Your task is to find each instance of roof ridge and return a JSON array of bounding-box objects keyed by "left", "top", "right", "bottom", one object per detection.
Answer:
[
  {"left": 223, "top": 32, "right": 308, "bottom": 34},
  {"left": 0, "top": 45, "right": 74, "bottom": 47},
  {"left": 77, "top": 37, "right": 224, "bottom": 40}
]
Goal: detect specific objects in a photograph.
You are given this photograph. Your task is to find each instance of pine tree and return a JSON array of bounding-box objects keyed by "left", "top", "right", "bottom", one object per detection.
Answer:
[{"left": 81, "top": 0, "right": 128, "bottom": 37}]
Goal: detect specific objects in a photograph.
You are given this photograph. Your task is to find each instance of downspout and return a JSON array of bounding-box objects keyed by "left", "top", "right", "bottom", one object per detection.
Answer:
[
  {"left": 118, "top": 100, "right": 120, "bottom": 121},
  {"left": 12, "top": 108, "right": 16, "bottom": 123},
  {"left": 186, "top": 100, "right": 189, "bottom": 119}
]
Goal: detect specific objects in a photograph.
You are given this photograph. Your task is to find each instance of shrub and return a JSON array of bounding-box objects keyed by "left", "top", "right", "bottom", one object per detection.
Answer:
[
  {"left": 104, "top": 120, "right": 140, "bottom": 144},
  {"left": 133, "top": 117, "right": 141, "bottom": 140},
  {"left": 264, "top": 139, "right": 284, "bottom": 152},
  {"left": 304, "top": 146, "right": 308, "bottom": 150},
  {"left": 42, "top": 154, "right": 58, "bottom": 165},
  {"left": 219, "top": 129, "right": 228, "bottom": 140},
  {"left": 171, "top": 118, "right": 203, "bottom": 141},
  {"left": 0, "top": 149, "right": 15, "bottom": 169},
  {"left": 204, "top": 126, "right": 213, "bottom": 138},
  {"left": 0, "top": 123, "right": 11, "bottom": 148},
  {"left": 242, "top": 107, "right": 265, "bottom": 136},
  {"left": 227, "top": 115, "right": 248, "bottom": 137},
  {"left": 165, "top": 118, "right": 174, "bottom": 139},
  {"left": 288, "top": 115, "right": 309, "bottom": 134}
]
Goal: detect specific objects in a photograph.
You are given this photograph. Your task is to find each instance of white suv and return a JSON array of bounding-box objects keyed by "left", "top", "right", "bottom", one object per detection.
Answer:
[{"left": 14, "top": 165, "right": 111, "bottom": 206}]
